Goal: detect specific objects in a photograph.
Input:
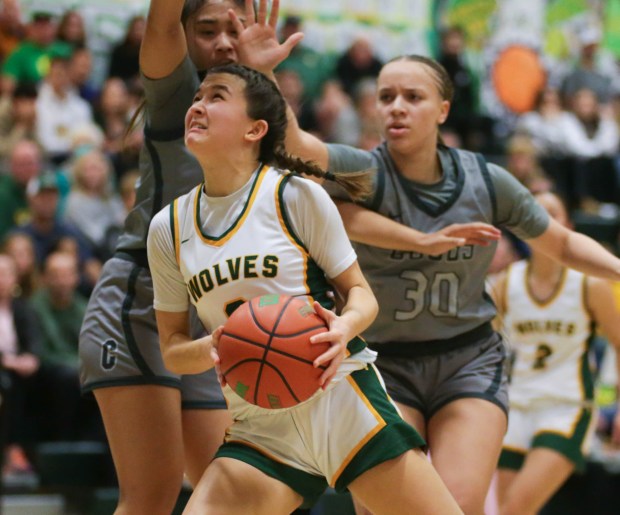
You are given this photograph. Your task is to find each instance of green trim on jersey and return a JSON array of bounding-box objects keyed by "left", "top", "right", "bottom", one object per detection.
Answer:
[
  {"left": 334, "top": 366, "right": 425, "bottom": 491},
  {"left": 215, "top": 442, "right": 328, "bottom": 508},
  {"left": 169, "top": 201, "right": 176, "bottom": 249},
  {"left": 276, "top": 174, "right": 333, "bottom": 310},
  {"left": 277, "top": 174, "right": 307, "bottom": 251},
  {"left": 581, "top": 333, "right": 596, "bottom": 402},
  {"left": 194, "top": 165, "right": 266, "bottom": 243}
]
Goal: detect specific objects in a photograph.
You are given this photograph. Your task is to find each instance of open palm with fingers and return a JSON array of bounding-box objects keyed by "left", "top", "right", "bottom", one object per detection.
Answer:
[{"left": 230, "top": 0, "right": 304, "bottom": 75}]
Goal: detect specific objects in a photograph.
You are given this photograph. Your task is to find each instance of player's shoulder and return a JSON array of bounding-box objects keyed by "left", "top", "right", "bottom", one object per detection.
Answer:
[
  {"left": 280, "top": 171, "right": 331, "bottom": 203},
  {"left": 150, "top": 204, "right": 171, "bottom": 236},
  {"left": 150, "top": 187, "right": 198, "bottom": 233}
]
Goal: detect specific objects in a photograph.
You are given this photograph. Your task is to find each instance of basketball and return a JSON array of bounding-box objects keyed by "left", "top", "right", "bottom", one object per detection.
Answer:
[{"left": 218, "top": 294, "right": 330, "bottom": 409}]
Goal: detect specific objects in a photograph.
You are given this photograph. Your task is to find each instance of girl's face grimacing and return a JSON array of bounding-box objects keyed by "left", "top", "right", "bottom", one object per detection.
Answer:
[{"left": 185, "top": 73, "right": 254, "bottom": 155}]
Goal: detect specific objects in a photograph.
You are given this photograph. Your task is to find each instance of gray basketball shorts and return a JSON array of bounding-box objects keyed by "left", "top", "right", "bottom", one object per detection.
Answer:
[
  {"left": 79, "top": 256, "right": 226, "bottom": 409},
  {"left": 374, "top": 331, "right": 509, "bottom": 419}
]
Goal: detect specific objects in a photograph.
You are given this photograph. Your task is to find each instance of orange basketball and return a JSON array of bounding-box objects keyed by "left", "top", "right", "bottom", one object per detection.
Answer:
[{"left": 218, "top": 294, "right": 330, "bottom": 409}]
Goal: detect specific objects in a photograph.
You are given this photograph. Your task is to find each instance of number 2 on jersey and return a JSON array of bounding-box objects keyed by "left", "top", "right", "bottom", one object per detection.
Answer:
[{"left": 395, "top": 270, "right": 459, "bottom": 320}]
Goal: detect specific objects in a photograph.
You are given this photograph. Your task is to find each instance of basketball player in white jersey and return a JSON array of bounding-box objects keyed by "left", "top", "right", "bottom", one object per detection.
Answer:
[
  {"left": 147, "top": 64, "right": 463, "bottom": 514},
  {"left": 491, "top": 191, "right": 620, "bottom": 515}
]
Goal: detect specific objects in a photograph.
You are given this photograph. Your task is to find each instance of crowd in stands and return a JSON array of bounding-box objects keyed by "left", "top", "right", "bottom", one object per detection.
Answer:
[{"left": 0, "top": 0, "right": 619, "bottom": 500}]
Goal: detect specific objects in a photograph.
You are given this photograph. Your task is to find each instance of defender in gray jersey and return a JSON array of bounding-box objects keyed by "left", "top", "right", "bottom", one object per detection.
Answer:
[
  {"left": 284, "top": 54, "right": 620, "bottom": 514},
  {"left": 77, "top": 1, "right": 303, "bottom": 513}
]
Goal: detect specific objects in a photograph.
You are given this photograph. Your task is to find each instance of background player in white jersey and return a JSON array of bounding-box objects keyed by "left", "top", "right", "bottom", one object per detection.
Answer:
[
  {"left": 281, "top": 54, "right": 620, "bottom": 514},
  {"left": 78, "top": 1, "right": 303, "bottom": 513},
  {"left": 147, "top": 63, "right": 463, "bottom": 515},
  {"left": 490, "top": 191, "right": 620, "bottom": 515}
]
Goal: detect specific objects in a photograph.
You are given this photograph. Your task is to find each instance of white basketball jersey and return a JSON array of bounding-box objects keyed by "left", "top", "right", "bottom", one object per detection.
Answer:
[
  {"left": 502, "top": 260, "right": 594, "bottom": 408},
  {"left": 170, "top": 165, "right": 332, "bottom": 331},
  {"left": 168, "top": 165, "right": 373, "bottom": 418}
]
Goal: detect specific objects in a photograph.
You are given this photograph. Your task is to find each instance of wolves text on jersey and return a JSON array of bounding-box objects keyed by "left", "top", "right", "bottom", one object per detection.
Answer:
[{"left": 187, "top": 254, "right": 279, "bottom": 302}]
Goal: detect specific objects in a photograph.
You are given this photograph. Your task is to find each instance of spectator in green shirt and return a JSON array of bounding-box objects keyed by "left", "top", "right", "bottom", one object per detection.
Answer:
[
  {"left": 1, "top": 11, "right": 72, "bottom": 96},
  {"left": 30, "top": 250, "right": 101, "bottom": 440}
]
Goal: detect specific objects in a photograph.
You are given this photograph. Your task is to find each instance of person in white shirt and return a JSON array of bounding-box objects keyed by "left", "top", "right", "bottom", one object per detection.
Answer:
[{"left": 35, "top": 54, "right": 93, "bottom": 162}]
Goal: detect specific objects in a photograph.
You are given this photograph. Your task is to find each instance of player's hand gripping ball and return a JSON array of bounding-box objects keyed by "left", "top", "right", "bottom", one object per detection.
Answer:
[{"left": 218, "top": 294, "right": 330, "bottom": 409}]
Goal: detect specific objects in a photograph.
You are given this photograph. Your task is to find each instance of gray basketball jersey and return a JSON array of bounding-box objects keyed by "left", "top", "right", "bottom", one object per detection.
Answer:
[
  {"left": 115, "top": 56, "right": 203, "bottom": 252},
  {"left": 352, "top": 145, "right": 498, "bottom": 343}
]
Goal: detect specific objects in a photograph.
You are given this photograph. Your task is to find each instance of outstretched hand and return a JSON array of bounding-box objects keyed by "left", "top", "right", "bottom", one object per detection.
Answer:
[
  {"left": 419, "top": 222, "right": 501, "bottom": 256},
  {"left": 230, "top": 0, "right": 304, "bottom": 75}
]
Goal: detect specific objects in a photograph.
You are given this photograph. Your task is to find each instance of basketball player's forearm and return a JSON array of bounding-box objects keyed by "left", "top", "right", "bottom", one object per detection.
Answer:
[
  {"left": 161, "top": 333, "right": 215, "bottom": 375},
  {"left": 282, "top": 102, "right": 329, "bottom": 170},
  {"left": 337, "top": 201, "right": 428, "bottom": 251},
  {"left": 141, "top": 0, "right": 187, "bottom": 79},
  {"left": 560, "top": 233, "right": 620, "bottom": 280}
]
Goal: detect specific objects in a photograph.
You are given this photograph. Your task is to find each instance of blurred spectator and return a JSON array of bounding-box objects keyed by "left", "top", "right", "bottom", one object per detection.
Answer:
[
  {"left": 561, "top": 24, "right": 614, "bottom": 106},
  {"left": 0, "top": 82, "right": 38, "bottom": 159},
  {"left": 437, "top": 26, "right": 479, "bottom": 149},
  {"left": 35, "top": 55, "right": 94, "bottom": 164},
  {"left": 334, "top": 35, "right": 383, "bottom": 98},
  {"left": 16, "top": 172, "right": 101, "bottom": 294},
  {"left": 276, "top": 15, "right": 333, "bottom": 102},
  {"left": 314, "top": 80, "right": 359, "bottom": 145},
  {"left": 515, "top": 86, "right": 567, "bottom": 157},
  {"left": 68, "top": 46, "right": 99, "bottom": 104},
  {"left": 94, "top": 77, "right": 142, "bottom": 178},
  {"left": 1, "top": 232, "right": 39, "bottom": 298},
  {"left": 107, "top": 15, "right": 145, "bottom": 84},
  {"left": 0, "top": 139, "right": 44, "bottom": 240},
  {"left": 63, "top": 150, "right": 125, "bottom": 261},
  {"left": 0, "top": 0, "right": 25, "bottom": 64},
  {"left": 55, "top": 10, "right": 86, "bottom": 49},
  {"left": 99, "top": 168, "right": 140, "bottom": 259},
  {"left": 560, "top": 87, "right": 619, "bottom": 159},
  {"left": 118, "top": 168, "right": 139, "bottom": 214},
  {"left": 504, "top": 135, "right": 553, "bottom": 193},
  {"left": 351, "top": 78, "right": 381, "bottom": 150},
  {"left": 1, "top": 10, "right": 72, "bottom": 95},
  {"left": 274, "top": 69, "right": 319, "bottom": 134},
  {"left": 30, "top": 251, "right": 101, "bottom": 441},
  {"left": 0, "top": 253, "right": 41, "bottom": 474}
]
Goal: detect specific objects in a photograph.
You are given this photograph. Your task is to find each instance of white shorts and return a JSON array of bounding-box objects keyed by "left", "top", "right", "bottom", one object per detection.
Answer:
[
  {"left": 216, "top": 358, "right": 425, "bottom": 506},
  {"left": 500, "top": 401, "right": 597, "bottom": 471}
]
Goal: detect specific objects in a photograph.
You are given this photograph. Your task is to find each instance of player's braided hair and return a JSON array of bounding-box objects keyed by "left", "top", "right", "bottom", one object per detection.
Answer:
[{"left": 206, "top": 63, "right": 373, "bottom": 201}]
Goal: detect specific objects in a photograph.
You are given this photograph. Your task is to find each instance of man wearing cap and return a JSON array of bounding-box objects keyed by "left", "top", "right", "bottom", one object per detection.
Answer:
[{"left": 1, "top": 10, "right": 72, "bottom": 95}]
